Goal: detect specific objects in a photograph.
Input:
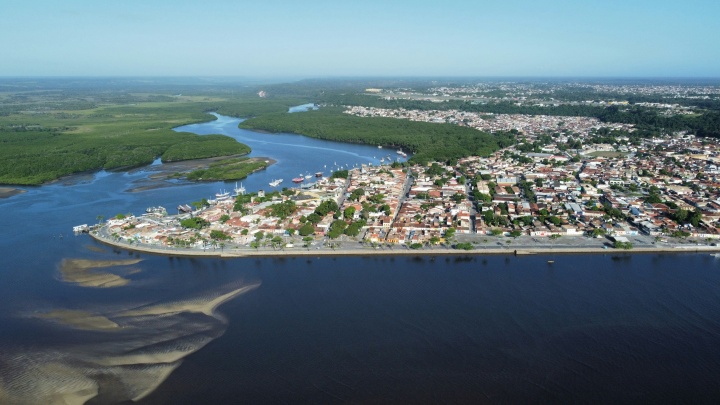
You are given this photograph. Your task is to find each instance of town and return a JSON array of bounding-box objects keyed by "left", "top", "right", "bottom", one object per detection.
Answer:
[{"left": 93, "top": 104, "right": 720, "bottom": 254}]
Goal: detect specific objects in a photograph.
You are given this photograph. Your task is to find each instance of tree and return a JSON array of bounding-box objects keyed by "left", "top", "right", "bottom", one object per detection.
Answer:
[
  {"left": 271, "top": 236, "right": 284, "bottom": 250},
  {"left": 344, "top": 222, "right": 361, "bottom": 237},
  {"left": 444, "top": 227, "right": 456, "bottom": 239},
  {"left": 302, "top": 236, "right": 313, "bottom": 250},
  {"left": 210, "top": 230, "right": 230, "bottom": 240},
  {"left": 614, "top": 241, "right": 633, "bottom": 250},
  {"left": 344, "top": 206, "right": 356, "bottom": 219},
  {"left": 299, "top": 223, "right": 315, "bottom": 236},
  {"left": 509, "top": 230, "right": 522, "bottom": 238}
]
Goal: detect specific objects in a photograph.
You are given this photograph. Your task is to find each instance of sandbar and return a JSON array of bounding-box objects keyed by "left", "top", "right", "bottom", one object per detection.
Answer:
[
  {"left": 36, "top": 309, "right": 119, "bottom": 331},
  {"left": 59, "top": 258, "right": 143, "bottom": 288},
  {"left": 0, "top": 187, "right": 26, "bottom": 199}
]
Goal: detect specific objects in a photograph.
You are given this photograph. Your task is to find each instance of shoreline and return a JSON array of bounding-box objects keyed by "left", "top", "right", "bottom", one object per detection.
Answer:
[
  {"left": 0, "top": 187, "right": 27, "bottom": 199},
  {"left": 89, "top": 231, "right": 720, "bottom": 259}
]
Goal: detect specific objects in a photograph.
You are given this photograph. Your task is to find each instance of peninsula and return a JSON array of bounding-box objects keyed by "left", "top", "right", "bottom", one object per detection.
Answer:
[{"left": 90, "top": 121, "right": 720, "bottom": 257}]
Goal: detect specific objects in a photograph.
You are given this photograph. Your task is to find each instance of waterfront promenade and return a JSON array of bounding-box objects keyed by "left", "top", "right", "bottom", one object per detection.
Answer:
[{"left": 90, "top": 227, "right": 720, "bottom": 258}]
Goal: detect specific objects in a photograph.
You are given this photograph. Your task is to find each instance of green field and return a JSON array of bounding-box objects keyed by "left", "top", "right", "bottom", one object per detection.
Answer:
[{"left": 0, "top": 86, "right": 304, "bottom": 185}]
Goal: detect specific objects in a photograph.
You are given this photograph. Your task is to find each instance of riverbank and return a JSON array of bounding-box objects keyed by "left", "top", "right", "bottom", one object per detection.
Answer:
[
  {"left": 89, "top": 230, "right": 720, "bottom": 259},
  {"left": 0, "top": 187, "right": 26, "bottom": 199},
  {"left": 126, "top": 156, "right": 276, "bottom": 192}
]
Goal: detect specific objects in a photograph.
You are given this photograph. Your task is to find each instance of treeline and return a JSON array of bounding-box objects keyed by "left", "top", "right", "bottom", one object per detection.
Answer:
[
  {"left": 317, "top": 93, "right": 610, "bottom": 117},
  {"left": 0, "top": 94, "right": 283, "bottom": 185},
  {"left": 161, "top": 135, "right": 250, "bottom": 162},
  {"left": 595, "top": 106, "right": 720, "bottom": 138},
  {"left": 318, "top": 93, "right": 720, "bottom": 138},
  {"left": 185, "top": 158, "right": 267, "bottom": 181},
  {"left": 240, "top": 107, "right": 515, "bottom": 164}
]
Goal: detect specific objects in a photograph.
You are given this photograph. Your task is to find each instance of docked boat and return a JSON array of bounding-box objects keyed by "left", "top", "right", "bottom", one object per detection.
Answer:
[
  {"left": 215, "top": 190, "right": 231, "bottom": 201},
  {"left": 232, "top": 182, "right": 246, "bottom": 197},
  {"left": 145, "top": 206, "right": 167, "bottom": 215},
  {"left": 292, "top": 177, "right": 304, "bottom": 183},
  {"left": 269, "top": 179, "right": 283, "bottom": 187},
  {"left": 315, "top": 171, "right": 323, "bottom": 177}
]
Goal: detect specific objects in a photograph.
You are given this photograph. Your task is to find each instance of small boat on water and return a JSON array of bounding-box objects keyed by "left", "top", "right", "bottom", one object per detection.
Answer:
[
  {"left": 292, "top": 177, "right": 304, "bottom": 183},
  {"left": 269, "top": 179, "right": 282, "bottom": 187},
  {"left": 547, "top": 260, "right": 555, "bottom": 264},
  {"left": 315, "top": 171, "right": 323, "bottom": 177}
]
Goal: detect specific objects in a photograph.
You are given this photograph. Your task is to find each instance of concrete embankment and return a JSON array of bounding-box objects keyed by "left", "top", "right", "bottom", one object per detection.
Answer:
[{"left": 90, "top": 231, "right": 720, "bottom": 259}]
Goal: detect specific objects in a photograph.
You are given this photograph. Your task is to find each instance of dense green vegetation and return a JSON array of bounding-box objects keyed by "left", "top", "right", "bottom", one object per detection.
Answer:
[
  {"left": 317, "top": 93, "right": 720, "bottom": 138},
  {"left": 185, "top": 157, "right": 268, "bottom": 181},
  {"left": 161, "top": 135, "right": 250, "bottom": 162},
  {"left": 0, "top": 82, "right": 303, "bottom": 185},
  {"left": 240, "top": 107, "right": 515, "bottom": 164}
]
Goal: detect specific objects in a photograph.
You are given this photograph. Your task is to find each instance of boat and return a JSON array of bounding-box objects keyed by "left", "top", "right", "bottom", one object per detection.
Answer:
[
  {"left": 232, "top": 182, "right": 246, "bottom": 196},
  {"left": 269, "top": 179, "right": 283, "bottom": 187},
  {"left": 145, "top": 206, "right": 167, "bottom": 215},
  {"left": 315, "top": 171, "right": 323, "bottom": 177},
  {"left": 305, "top": 174, "right": 312, "bottom": 179},
  {"left": 215, "top": 190, "right": 230, "bottom": 200},
  {"left": 547, "top": 260, "right": 555, "bottom": 264},
  {"left": 292, "top": 177, "right": 304, "bottom": 183},
  {"left": 73, "top": 224, "right": 89, "bottom": 233}
]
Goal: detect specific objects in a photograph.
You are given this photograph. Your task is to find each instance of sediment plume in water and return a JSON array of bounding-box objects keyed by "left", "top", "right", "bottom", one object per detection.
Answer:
[{"left": 0, "top": 281, "right": 260, "bottom": 404}]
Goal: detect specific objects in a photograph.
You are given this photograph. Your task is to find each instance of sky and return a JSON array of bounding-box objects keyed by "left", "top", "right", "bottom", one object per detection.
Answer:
[{"left": 2, "top": 0, "right": 719, "bottom": 78}]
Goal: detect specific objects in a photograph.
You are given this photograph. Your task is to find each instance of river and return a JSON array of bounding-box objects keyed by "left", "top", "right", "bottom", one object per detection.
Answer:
[{"left": 1, "top": 114, "right": 719, "bottom": 404}]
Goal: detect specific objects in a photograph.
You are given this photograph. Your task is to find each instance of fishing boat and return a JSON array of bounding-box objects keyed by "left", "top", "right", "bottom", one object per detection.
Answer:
[
  {"left": 315, "top": 171, "right": 323, "bottom": 177},
  {"left": 215, "top": 190, "right": 230, "bottom": 200},
  {"left": 269, "top": 179, "right": 282, "bottom": 187},
  {"left": 304, "top": 173, "right": 312, "bottom": 179},
  {"left": 292, "top": 177, "right": 304, "bottom": 183}
]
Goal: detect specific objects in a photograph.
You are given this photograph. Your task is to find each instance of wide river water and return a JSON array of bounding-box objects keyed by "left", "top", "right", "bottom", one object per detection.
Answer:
[{"left": 1, "top": 112, "right": 720, "bottom": 404}]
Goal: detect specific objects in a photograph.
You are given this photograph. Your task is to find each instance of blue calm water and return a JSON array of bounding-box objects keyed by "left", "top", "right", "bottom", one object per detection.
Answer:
[{"left": 1, "top": 114, "right": 720, "bottom": 404}]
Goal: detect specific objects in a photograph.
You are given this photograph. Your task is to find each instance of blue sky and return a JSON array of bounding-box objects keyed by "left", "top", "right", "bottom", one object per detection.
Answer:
[{"left": 2, "top": 0, "right": 718, "bottom": 77}]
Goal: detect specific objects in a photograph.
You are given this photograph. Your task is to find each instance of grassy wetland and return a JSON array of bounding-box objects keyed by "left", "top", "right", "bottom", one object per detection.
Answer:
[{"left": 0, "top": 79, "right": 305, "bottom": 185}]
